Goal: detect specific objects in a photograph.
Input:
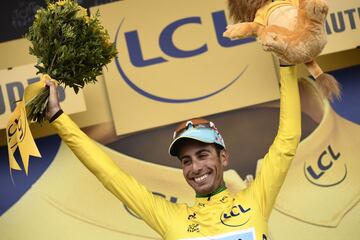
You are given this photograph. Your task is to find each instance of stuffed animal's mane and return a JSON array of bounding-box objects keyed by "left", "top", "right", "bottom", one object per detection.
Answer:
[{"left": 228, "top": 0, "right": 269, "bottom": 22}]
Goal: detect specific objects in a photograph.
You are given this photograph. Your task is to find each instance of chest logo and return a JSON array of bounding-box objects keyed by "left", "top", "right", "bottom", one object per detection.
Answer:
[{"left": 220, "top": 204, "right": 251, "bottom": 227}]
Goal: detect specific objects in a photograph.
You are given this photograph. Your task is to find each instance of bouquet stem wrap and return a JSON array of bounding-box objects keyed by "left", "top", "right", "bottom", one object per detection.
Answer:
[{"left": 6, "top": 75, "right": 57, "bottom": 176}]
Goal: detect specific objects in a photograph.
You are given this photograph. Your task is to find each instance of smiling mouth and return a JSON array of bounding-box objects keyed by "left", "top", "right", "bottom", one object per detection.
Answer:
[{"left": 194, "top": 174, "right": 209, "bottom": 183}]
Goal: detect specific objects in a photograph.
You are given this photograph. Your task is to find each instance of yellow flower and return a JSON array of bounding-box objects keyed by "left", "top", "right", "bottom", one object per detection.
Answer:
[
  {"left": 48, "top": 0, "right": 69, "bottom": 10},
  {"left": 48, "top": 3, "right": 56, "bottom": 10},
  {"left": 56, "top": 0, "right": 68, "bottom": 7},
  {"left": 76, "top": 6, "right": 88, "bottom": 19}
]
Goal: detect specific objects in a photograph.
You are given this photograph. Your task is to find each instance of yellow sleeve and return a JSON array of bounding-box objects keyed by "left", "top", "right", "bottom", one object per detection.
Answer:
[
  {"left": 251, "top": 66, "right": 301, "bottom": 220},
  {"left": 51, "top": 114, "right": 179, "bottom": 237}
]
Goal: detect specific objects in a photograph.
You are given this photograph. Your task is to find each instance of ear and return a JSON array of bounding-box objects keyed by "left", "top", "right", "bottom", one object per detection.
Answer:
[{"left": 220, "top": 149, "right": 229, "bottom": 168}]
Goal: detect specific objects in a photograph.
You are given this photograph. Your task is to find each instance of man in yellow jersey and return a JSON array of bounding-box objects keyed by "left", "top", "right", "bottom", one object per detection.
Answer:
[{"left": 46, "top": 64, "right": 301, "bottom": 240}]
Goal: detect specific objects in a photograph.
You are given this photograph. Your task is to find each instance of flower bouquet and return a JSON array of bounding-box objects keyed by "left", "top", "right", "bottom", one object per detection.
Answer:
[{"left": 25, "top": 0, "right": 117, "bottom": 123}]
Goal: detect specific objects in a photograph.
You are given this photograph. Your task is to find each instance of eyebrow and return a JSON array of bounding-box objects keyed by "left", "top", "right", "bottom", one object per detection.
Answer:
[
  {"left": 195, "top": 149, "right": 211, "bottom": 155},
  {"left": 179, "top": 148, "right": 211, "bottom": 160}
]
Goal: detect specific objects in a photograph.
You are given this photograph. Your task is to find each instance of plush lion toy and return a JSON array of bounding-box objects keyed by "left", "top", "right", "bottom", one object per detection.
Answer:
[{"left": 223, "top": 0, "right": 340, "bottom": 101}]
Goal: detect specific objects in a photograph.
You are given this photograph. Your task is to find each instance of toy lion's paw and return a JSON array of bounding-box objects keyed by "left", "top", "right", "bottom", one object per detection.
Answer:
[
  {"left": 304, "top": 0, "right": 329, "bottom": 21},
  {"left": 223, "top": 23, "right": 252, "bottom": 39}
]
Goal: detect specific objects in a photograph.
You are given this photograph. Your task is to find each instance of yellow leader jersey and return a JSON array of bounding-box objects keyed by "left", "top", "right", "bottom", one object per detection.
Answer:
[{"left": 51, "top": 66, "right": 301, "bottom": 240}]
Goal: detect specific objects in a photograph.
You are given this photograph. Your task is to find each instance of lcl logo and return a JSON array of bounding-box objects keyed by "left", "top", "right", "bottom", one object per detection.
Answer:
[
  {"left": 118, "top": 11, "right": 254, "bottom": 68},
  {"left": 304, "top": 145, "right": 347, "bottom": 187},
  {"left": 220, "top": 204, "right": 251, "bottom": 227},
  {"left": 7, "top": 107, "right": 27, "bottom": 148},
  {"left": 114, "top": 10, "right": 251, "bottom": 103}
]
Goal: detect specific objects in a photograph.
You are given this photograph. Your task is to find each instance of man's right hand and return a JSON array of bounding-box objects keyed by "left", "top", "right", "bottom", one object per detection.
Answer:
[{"left": 46, "top": 79, "right": 61, "bottom": 121}]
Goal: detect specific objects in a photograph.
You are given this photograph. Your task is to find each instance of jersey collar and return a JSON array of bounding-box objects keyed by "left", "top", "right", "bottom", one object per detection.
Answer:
[{"left": 196, "top": 183, "right": 227, "bottom": 199}]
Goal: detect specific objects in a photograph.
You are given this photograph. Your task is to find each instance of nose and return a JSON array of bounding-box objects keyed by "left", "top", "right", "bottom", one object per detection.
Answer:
[{"left": 191, "top": 159, "right": 203, "bottom": 174}]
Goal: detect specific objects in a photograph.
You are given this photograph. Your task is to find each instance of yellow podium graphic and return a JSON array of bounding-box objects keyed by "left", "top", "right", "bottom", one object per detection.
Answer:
[
  {"left": 274, "top": 78, "right": 360, "bottom": 228},
  {"left": 254, "top": 77, "right": 360, "bottom": 239},
  {"left": 322, "top": 0, "right": 360, "bottom": 55},
  {"left": 90, "top": 0, "right": 280, "bottom": 135},
  {"left": 0, "top": 0, "right": 359, "bottom": 239},
  {"left": 0, "top": 64, "right": 86, "bottom": 131}
]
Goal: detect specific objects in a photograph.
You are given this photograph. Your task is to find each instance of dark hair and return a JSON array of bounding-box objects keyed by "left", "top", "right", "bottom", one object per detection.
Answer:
[
  {"left": 228, "top": 0, "right": 268, "bottom": 22},
  {"left": 214, "top": 144, "right": 225, "bottom": 156},
  {"left": 176, "top": 142, "right": 224, "bottom": 160},
  {"left": 177, "top": 143, "right": 224, "bottom": 160}
]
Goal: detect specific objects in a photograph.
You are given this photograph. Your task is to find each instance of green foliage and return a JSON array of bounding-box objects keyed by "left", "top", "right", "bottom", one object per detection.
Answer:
[{"left": 25, "top": 0, "right": 117, "bottom": 122}]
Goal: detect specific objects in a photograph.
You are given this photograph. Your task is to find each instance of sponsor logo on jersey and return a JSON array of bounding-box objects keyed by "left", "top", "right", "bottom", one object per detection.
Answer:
[
  {"left": 220, "top": 196, "right": 228, "bottom": 203},
  {"left": 187, "top": 223, "right": 200, "bottom": 233},
  {"left": 198, "top": 203, "right": 206, "bottom": 208},
  {"left": 188, "top": 212, "right": 197, "bottom": 220},
  {"left": 220, "top": 204, "right": 251, "bottom": 227}
]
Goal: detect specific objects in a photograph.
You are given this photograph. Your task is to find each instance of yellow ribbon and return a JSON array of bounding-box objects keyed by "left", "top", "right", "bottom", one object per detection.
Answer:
[{"left": 6, "top": 74, "right": 57, "bottom": 176}]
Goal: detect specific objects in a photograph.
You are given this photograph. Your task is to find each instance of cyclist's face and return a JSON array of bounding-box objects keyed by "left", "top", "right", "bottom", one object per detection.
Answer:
[{"left": 178, "top": 139, "right": 229, "bottom": 195}]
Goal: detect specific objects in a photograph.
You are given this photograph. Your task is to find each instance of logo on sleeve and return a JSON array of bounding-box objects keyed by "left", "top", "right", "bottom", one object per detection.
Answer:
[{"left": 220, "top": 204, "right": 251, "bottom": 227}]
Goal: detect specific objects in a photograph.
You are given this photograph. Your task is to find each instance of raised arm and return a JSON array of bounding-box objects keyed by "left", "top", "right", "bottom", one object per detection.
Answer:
[
  {"left": 46, "top": 80, "right": 179, "bottom": 237},
  {"left": 250, "top": 66, "right": 301, "bottom": 220}
]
